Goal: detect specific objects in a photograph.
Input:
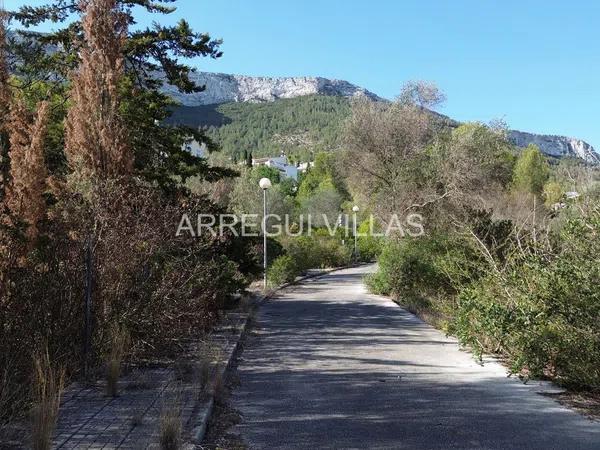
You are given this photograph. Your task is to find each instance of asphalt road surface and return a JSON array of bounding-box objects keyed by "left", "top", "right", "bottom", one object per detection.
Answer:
[{"left": 230, "top": 265, "right": 600, "bottom": 449}]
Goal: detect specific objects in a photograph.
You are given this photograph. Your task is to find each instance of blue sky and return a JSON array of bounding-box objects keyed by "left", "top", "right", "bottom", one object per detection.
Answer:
[{"left": 6, "top": 0, "right": 600, "bottom": 148}]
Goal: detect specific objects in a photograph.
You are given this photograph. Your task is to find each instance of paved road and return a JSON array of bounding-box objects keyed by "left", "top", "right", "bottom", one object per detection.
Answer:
[{"left": 230, "top": 265, "right": 600, "bottom": 449}]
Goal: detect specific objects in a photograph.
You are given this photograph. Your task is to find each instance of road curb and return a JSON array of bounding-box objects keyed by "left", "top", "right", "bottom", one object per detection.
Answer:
[
  {"left": 191, "top": 264, "right": 359, "bottom": 444},
  {"left": 191, "top": 314, "right": 251, "bottom": 444}
]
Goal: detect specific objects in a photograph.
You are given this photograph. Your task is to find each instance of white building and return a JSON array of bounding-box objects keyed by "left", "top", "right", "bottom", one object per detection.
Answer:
[
  {"left": 297, "top": 161, "right": 314, "bottom": 173},
  {"left": 252, "top": 155, "right": 299, "bottom": 181}
]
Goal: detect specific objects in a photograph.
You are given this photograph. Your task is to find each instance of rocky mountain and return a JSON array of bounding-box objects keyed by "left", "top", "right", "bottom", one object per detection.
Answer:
[
  {"left": 162, "top": 72, "right": 383, "bottom": 106},
  {"left": 507, "top": 130, "right": 599, "bottom": 164},
  {"left": 166, "top": 71, "right": 599, "bottom": 164}
]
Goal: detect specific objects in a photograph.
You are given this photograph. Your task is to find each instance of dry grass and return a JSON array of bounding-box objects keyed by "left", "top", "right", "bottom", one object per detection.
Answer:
[
  {"left": 31, "top": 350, "right": 65, "bottom": 450},
  {"left": 194, "top": 340, "right": 220, "bottom": 398},
  {"left": 197, "top": 357, "right": 211, "bottom": 396},
  {"left": 159, "top": 389, "right": 182, "bottom": 450},
  {"left": 106, "top": 324, "right": 131, "bottom": 397}
]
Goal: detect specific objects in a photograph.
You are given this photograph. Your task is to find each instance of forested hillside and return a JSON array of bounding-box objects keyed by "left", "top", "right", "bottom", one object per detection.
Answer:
[{"left": 168, "top": 95, "right": 351, "bottom": 160}]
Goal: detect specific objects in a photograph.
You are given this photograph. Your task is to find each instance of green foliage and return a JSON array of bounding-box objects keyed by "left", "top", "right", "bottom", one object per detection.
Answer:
[
  {"left": 369, "top": 208, "right": 600, "bottom": 390},
  {"left": 300, "top": 182, "right": 343, "bottom": 228},
  {"left": 9, "top": 0, "right": 234, "bottom": 190},
  {"left": 453, "top": 210, "right": 600, "bottom": 389},
  {"left": 286, "top": 233, "right": 351, "bottom": 271},
  {"left": 369, "top": 235, "right": 480, "bottom": 301},
  {"left": 439, "top": 122, "right": 516, "bottom": 191},
  {"left": 171, "top": 95, "right": 352, "bottom": 160},
  {"left": 356, "top": 219, "right": 384, "bottom": 261},
  {"left": 266, "top": 233, "right": 352, "bottom": 288},
  {"left": 543, "top": 181, "right": 565, "bottom": 206},
  {"left": 512, "top": 144, "right": 550, "bottom": 195},
  {"left": 295, "top": 152, "right": 348, "bottom": 227},
  {"left": 297, "top": 152, "right": 349, "bottom": 201},
  {"left": 252, "top": 165, "right": 280, "bottom": 184},
  {"left": 267, "top": 255, "right": 299, "bottom": 287},
  {"left": 229, "top": 168, "right": 295, "bottom": 221},
  {"left": 366, "top": 233, "right": 485, "bottom": 325},
  {"left": 278, "top": 177, "right": 298, "bottom": 197}
]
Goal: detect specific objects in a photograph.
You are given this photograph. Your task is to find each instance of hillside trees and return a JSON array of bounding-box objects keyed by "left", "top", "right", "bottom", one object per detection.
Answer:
[{"left": 187, "top": 95, "right": 351, "bottom": 159}]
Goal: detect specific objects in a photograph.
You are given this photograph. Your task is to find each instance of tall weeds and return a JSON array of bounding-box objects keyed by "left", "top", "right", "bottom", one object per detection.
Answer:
[
  {"left": 31, "top": 350, "right": 65, "bottom": 450},
  {"left": 106, "top": 324, "right": 130, "bottom": 397},
  {"left": 159, "top": 389, "right": 182, "bottom": 450}
]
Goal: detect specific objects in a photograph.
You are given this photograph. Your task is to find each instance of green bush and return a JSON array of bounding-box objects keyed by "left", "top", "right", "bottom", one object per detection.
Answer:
[
  {"left": 357, "top": 219, "right": 384, "bottom": 261},
  {"left": 267, "top": 233, "right": 351, "bottom": 288},
  {"left": 366, "top": 233, "right": 484, "bottom": 327},
  {"left": 286, "top": 233, "right": 351, "bottom": 271},
  {"left": 267, "top": 255, "right": 300, "bottom": 287},
  {"left": 366, "top": 234, "right": 481, "bottom": 299},
  {"left": 453, "top": 210, "right": 600, "bottom": 390}
]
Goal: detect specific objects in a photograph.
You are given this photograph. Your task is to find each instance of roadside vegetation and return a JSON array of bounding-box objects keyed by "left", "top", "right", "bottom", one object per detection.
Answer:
[
  {"left": 195, "top": 151, "right": 378, "bottom": 287},
  {"left": 1, "top": 1, "right": 598, "bottom": 435},
  {"left": 349, "top": 83, "right": 600, "bottom": 391},
  {"left": 190, "top": 79, "right": 600, "bottom": 395},
  {"left": 0, "top": 0, "right": 259, "bottom": 427}
]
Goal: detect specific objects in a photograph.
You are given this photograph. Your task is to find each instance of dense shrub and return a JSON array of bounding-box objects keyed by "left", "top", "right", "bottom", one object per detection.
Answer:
[
  {"left": 356, "top": 219, "right": 384, "bottom": 261},
  {"left": 268, "top": 255, "right": 300, "bottom": 286},
  {"left": 265, "top": 232, "right": 352, "bottom": 288},
  {"left": 368, "top": 208, "right": 600, "bottom": 390},
  {"left": 0, "top": 179, "right": 258, "bottom": 422},
  {"left": 286, "top": 232, "right": 351, "bottom": 271},
  {"left": 453, "top": 210, "right": 600, "bottom": 389},
  {"left": 366, "top": 234, "right": 482, "bottom": 311}
]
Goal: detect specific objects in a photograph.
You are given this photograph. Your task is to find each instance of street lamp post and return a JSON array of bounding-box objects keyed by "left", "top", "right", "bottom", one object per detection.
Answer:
[
  {"left": 259, "top": 177, "right": 272, "bottom": 290},
  {"left": 352, "top": 205, "right": 359, "bottom": 262}
]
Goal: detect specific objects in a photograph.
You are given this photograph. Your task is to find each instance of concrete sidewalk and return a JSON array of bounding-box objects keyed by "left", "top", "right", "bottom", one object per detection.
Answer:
[{"left": 230, "top": 265, "right": 600, "bottom": 449}]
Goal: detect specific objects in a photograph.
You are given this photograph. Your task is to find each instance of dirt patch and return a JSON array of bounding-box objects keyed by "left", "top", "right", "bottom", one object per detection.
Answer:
[{"left": 545, "top": 391, "right": 600, "bottom": 421}]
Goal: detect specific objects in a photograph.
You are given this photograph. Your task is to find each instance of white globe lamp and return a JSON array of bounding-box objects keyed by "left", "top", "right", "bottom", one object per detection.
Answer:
[{"left": 259, "top": 177, "right": 272, "bottom": 190}]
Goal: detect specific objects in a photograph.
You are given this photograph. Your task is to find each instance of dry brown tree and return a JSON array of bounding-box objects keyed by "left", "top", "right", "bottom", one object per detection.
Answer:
[
  {"left": 343, "top": 89, "right": 441, "bottom": 223},
  {"left": 5, "top": 100, "right": 50, "bottom": 242},
  {"left": 0, "top": 7, "right": 11, "bottom": 198},
  {"left": 64, "top": 0, "right": 132, "bottom": 178}
]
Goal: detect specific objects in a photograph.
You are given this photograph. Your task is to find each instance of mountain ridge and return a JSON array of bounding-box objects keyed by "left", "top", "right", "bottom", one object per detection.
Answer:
[
  {"left": 162, "top": 71, "right": 383, "bottom": 106},
  {"left": 166, "top": 71, "right": 599, "bottom": 164}
]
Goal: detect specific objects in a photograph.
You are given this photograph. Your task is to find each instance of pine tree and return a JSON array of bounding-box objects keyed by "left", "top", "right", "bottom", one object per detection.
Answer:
[
  {"left": 10, "top": 0, "right": 237, "bottom": 189},
  {"left": 64, "top": 0, "right": 132, "bottom": 178}
]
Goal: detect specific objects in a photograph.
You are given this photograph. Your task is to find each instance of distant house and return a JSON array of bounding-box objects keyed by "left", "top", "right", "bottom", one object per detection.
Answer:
[
  {"left": 552, "top": 191, "right": 581, "bottom": 211},
  {"left": 297, "top": 161, "right": 314, "bottom": 173},
  {"left": 182, "top": 139, "right": 206, "bottom": 158},
  {"left": 565, "top": 191, "right": 580, "bottom": 200},
  {"left": 252, "top": 154, "right": 299, "bottom": 180}
]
